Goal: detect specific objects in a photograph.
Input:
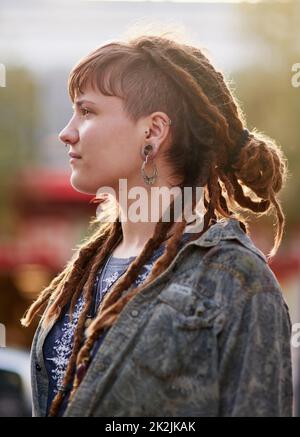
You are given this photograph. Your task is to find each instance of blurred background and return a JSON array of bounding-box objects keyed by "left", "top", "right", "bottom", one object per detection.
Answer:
[{"left": 0, "top": 0, "right": 299, "bottom": 417}]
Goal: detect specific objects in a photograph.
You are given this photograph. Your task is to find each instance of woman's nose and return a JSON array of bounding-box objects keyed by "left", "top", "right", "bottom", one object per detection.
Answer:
[{"left": 59, "top": 123, "right": 79, "bottom": 146}]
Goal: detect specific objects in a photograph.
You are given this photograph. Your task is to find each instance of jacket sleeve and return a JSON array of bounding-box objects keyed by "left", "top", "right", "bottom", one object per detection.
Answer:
[{"left": 217, "top": 274, "right": 293, "bottom": 417}]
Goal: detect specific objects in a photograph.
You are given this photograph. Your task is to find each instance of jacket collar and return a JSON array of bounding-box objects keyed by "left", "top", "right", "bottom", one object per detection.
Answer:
[{"left": 191, "top": 217, "right": 267, "bottom": 263}]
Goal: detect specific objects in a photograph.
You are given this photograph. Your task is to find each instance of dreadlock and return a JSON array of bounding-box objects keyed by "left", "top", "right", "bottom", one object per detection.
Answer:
[{"left": 21, "top": 32, "right": 288, "bottom": 416}]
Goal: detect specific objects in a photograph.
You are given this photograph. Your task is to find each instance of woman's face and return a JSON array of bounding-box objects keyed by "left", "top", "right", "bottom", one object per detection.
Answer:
[{"left": 59, "top": 86, "right": 149, "bottom": 195}]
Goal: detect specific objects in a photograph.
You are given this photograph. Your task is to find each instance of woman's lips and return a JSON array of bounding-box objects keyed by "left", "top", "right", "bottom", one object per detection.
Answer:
[
  {"left": 69, "top": 157, "right": 81, "bottom": 164},
  {"left": 68, "top": 152, "right": 82, "bottom": 159},
  {"left": 69, "top": 152, "right": 82, "bottom": 164}
]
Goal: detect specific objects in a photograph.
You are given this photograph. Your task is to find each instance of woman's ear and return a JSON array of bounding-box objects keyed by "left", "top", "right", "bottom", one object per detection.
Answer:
[{"left": 144, "top": 112, "right": 172, "bottom": 150}]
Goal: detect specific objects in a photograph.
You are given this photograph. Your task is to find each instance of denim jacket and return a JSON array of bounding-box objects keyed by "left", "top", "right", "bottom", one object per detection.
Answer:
[{"left": 30, "top": 217, "right": 293, "bottom": 417}]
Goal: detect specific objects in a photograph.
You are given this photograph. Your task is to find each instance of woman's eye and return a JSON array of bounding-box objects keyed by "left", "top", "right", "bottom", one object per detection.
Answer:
[{"left": 80, "top": 107, "right": 91, "bottom": 117}]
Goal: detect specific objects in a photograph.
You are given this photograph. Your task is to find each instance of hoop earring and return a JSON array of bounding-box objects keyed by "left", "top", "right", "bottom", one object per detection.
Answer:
[{"left": 141, "top": 144, "right": 158, "bottom": 185}]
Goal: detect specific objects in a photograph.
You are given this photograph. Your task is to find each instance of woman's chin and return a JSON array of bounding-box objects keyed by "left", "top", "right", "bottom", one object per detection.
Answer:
[{"left": 70, "top": 174, "right": 95, "bottom": 195}]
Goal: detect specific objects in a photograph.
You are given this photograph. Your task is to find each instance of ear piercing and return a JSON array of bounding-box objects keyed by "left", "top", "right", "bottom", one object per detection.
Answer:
[
  {"left": 144, "top": 119, "right": 172, "bottom": 136},
  {"left": 141, "top": 143, "right": 158, "bottom": 185}
]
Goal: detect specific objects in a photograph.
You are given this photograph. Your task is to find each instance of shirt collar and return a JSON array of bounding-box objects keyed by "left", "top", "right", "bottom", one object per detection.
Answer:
[{"left": 191, "top": 217, "right": 267, "bottom": 263}]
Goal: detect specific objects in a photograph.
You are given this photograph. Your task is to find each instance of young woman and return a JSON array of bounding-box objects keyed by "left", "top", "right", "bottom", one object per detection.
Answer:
[{"left": 22, "top": 33, "right": 293, "bottom": 417}]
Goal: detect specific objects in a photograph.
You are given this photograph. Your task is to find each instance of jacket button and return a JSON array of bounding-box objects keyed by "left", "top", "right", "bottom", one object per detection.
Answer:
[
  {"left": 35, "top": 363, "right": 42, "bottom": 371},
  {"left": 196, "top": 303, "right": 205, "bottom": 315},
  {"left": 131, "top": 309, "right": 139, "bottom": 317}
]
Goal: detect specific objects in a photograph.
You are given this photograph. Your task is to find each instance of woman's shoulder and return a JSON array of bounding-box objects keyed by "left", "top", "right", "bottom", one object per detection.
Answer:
[
  {"left": 181, "top": 218, "right": 292, "bottom": 349},
  {"left": 191, "top": 217, "right": 270, "bottom": 278},
  {"left": 188, "top": 217, "right": 286, "bottom": 311}
]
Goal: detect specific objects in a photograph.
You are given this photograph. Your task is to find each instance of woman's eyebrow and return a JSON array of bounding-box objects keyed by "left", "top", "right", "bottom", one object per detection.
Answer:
[{"left": 73, "top": 99, "right": 97, "bottom": 108}]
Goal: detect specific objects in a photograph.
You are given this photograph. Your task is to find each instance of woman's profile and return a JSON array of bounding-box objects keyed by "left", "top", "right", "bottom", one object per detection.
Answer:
[{"left": 22, "top": 32, "right": 293, "bottom": 417}]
